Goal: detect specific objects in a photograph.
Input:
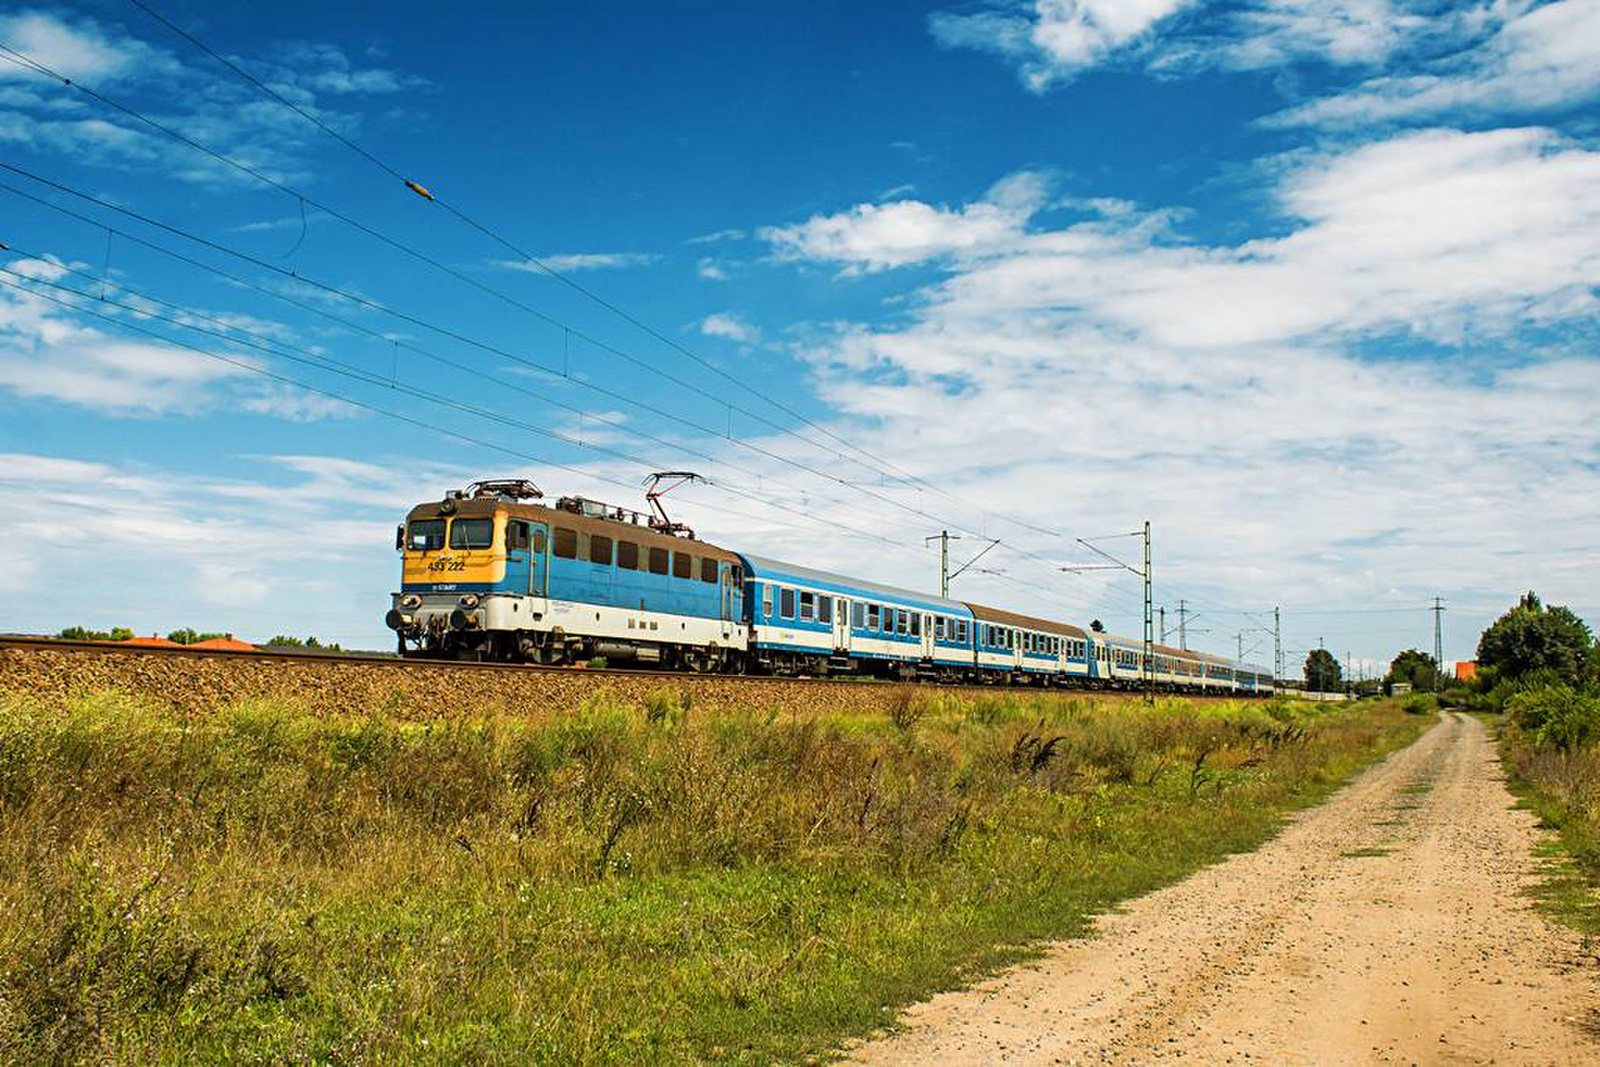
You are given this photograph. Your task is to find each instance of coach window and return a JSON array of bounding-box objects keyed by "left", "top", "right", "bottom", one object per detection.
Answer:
[
  {"left": 450, "top": 517, "right": 494, "bottom": 550},
  {"left": 552, "top": 526, "right": 578, "bottom": 559},
  {"left": 934, "top": 617, "right": 944, "bottom": 640},
  {"left": 700, "top": 557, "right": 719, "bottom": 584},
  {"left": 407, "top": 519, "right": 446, "bottom": 551},
  {"left": 910, "top": 613, "right": 920, "bottom": 637},
  {"left": 649, "top": 546, "right": 669, "bottom": 575},
  {"left": 617, "top": 541, "right": 639, "bottom": 570},
  {"left": 818, "top": 596, "right": 832, "bottom": 624},
  {"left": 761, "top": 583, "right": 773, "bottom": 617},
  {"left": 673, "top": 552, "right": 692, "bottom": 580},
  {"left": 589, "top": 534, "right": 613, "bottom": 566},
  {"left": 799, "top": 591, "right": 815, "bottom": 621},
  {"left": 853, "top": 601, "right": 865, "bottom": 629},
  {"left": 866, "top": 604, "right": 880, "bottom": 630},
  {"left": 897, "top": 612, "right": 908, "bottom": 636},
  {"left": 780, "top": 588, "right": 796, "bottom": 619}
]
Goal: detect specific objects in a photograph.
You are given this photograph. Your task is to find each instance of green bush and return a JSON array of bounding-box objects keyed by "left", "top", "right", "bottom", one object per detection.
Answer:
[
  {"left": 1402, "top": 693, "right": 1438, "bottom": 715},
  {"left": 1507, "top": 683, "right": 1600, "bottom": 751}
]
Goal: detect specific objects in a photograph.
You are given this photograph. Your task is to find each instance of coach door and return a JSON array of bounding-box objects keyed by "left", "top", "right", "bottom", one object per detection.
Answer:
[
  {"left": 719, "top": 564, "right": 736, "bottom": 641},
  {"left": 834, "top": 598, "right": 850, "bottom": 651},
  {"left": 922, "top": 614, "right": 935, "bottom": 659},
  {"left": 508, "top": 520, "right": 548, "bottom": 597}
]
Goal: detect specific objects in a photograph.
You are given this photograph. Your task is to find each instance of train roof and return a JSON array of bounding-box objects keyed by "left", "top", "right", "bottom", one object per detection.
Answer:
[
  {"left": 738, "top": 554, "right": 970, "bottom": 614},
  {"left": 405, "top": 496, "right": 743, "bottom": 563},
  {"left": 963, "top": 602, "right": 1085, "bottom": 638}
]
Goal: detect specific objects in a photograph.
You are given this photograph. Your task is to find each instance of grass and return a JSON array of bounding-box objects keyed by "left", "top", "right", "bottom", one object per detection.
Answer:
[
  {"left": 1487, "top": 714, "right": 1600, "bottom": 940},
  {"left": 0, "top": 687, "right": 1425, "bottom": 1064}
]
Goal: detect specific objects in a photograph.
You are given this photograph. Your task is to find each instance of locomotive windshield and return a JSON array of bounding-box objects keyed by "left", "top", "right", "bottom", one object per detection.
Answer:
[
  {"left": 407, "top": 519, "right": 446, "bottom": 551},
  {"left": 449, "top": 518, "right": 495, "bottom": 550}
]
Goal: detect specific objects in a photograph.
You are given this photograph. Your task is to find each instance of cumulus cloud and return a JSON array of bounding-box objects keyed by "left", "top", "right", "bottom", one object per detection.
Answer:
[
  {"left": 1269, "top": 0, "right": 1600, "bottom": 127},
  {"left": 742, "top": 128, "right": 1600, "bottom": 645},
  {"left": 761, "top": 172, "right": 1049, "bottom": 273},
  {"left": 931, "top": 0, "right": 1195, "bottom": 90},
  {"left": 698, "top": 312, "right": 760, "bottom": 343}
]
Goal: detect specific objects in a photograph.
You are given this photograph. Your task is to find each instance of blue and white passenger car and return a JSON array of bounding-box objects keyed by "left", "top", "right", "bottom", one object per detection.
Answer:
[{"left": 740, "top": 554, "right": 975, "bottom": 678}]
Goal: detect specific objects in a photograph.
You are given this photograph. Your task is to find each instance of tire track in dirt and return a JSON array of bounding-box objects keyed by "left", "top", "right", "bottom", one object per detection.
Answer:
[{"left": 847, "top": 713, "right": 1598, "bottom": 1065}]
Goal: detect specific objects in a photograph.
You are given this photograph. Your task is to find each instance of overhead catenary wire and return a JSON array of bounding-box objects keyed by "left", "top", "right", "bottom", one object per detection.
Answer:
[
  {"left": 120, "top": 0, "right": 1034, "bottom": 535},
  {"left": 0, "top": 164, "right": 1123, "bottom": 615},
  {"left": 0, "top": 32, "right": 1258, "bottom": 632},
  {"left": 0, "top": 262, "right": 1109, "bottom": 621}
]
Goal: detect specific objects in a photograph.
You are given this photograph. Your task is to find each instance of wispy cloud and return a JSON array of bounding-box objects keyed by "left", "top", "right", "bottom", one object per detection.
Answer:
[
  {"left": 492, "top": 252, "right": 659, "bottom": 273},
  {"left": 697, "top": 257, "right": 729, "bottom": 281},
  {"left": 686, "top": 228, "right": 747, "bottom": 245}
]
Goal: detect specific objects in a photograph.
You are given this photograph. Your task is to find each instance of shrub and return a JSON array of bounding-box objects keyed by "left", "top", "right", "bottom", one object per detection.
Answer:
[
  {"left": 1508, "top": 684, "right": 1600, "bottom": 751},
  {"left": 1402, "top": 693, "right": 1438, "bottom": 715}
]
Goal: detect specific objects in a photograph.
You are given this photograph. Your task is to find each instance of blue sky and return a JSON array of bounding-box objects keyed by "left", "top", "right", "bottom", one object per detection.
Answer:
[{"left": 1, "top": 0, "right": 1597, "bottom": 673}]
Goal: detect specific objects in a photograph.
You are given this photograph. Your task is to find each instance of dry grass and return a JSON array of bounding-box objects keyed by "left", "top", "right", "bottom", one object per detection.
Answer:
[{"left": 0, "top": 687, "right": 1421, "bottom": 1063}]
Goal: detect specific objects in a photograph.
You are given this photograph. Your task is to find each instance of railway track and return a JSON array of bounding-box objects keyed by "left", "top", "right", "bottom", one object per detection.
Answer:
[{"left": 0, "top": 635, "right": 1248, "bottom": 700}]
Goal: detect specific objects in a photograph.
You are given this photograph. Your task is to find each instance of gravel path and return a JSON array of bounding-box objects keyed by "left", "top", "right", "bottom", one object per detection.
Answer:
[{"left": 849, "top": 712, "right": 1598, "bottom": 1065}]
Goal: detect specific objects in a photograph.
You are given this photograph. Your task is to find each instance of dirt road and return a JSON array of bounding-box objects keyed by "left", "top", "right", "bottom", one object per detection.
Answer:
[{"left": 849, "top": 713, "right": 1598, "bottom": 1065}]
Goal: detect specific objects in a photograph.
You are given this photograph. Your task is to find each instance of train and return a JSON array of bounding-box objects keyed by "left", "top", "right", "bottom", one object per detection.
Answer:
[{"left": 385, "top": 481, "right": 1276, "bottom": 695}]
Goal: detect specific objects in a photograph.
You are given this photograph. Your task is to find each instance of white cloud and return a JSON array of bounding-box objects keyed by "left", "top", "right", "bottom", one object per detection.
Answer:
[
  {"left": 697, "top": 257, "right": 730, "bottom": 281},
  {"left": 0, "top": 11, "right": 420, "bottom": 187},
  {"left": 761, "top": 172, "right": 1049, "bottom": 273},
  {"left": 698, "top": 312, "right": 760, "bottom": 343},
  {"left": 739, "top": 128, "right": 1600, "bottom": 650},
  {"left": 686, "top": 228, "right": 747, "bottom": 244},
  {"left": 1270, "top": 0, "right": 1600, "bottom": 127},
  {"left": 931, "top": 0, "right": 1195, "bottom": 90},
  {"left": 493, "top": 252, "right": 658, "bottom": 273}
]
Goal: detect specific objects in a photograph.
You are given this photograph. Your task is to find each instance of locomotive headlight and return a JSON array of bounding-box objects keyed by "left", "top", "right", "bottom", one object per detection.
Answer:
[
  {"left": 400, "top": 594, "right": 422, "bottom": 610},
  {"left": 458, "top": 594, "right": 480, "bottom": 609}
]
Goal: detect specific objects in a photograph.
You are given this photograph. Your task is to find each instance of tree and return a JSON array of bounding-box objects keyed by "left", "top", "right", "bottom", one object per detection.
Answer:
[
  {"left": 1476, "top": 592, "right": 1594, "bottom": 686},
  {"left": 1386, "top": 649, "right": 1437, "bottom": 691},
  {"left": 167, "top": 628, "right": 227, "bottom": 645},
  {"left": 59, "top": 626, "right": 134, "bottom": 641},
  {"left": 266, "top": 635, "right": 344, "bottom": 653},
  {"left": 1090, "top": 619, "right": 1105, "bottom": 633},
  {"left": 1304, "top": 648, "right": 1343, "bottom": 693}
]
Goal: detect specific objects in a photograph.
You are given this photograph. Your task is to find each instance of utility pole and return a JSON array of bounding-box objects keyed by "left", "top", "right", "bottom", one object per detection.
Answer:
[
  {"left": 1237, "top": 631, "right": 1244, "bottom": 663},
  {"left": 1431, "top": 596, "right": 1446, "bottom": 692},
  {"left": 1144, "top": 520, "right": 1153, "bottom": 703},
  {"left": 1274, "top": 606, "right": 1282, "bottom": 688},
  {"left": 1060, "top": 523, "right": 1153, "bottom": 704},
  {"left": 925, "top": 531, "right": 952, "bottom": 598},
  {"left": 1178, "top": 599, "right": 1188, "bottom": 650},
  {"left": 1159, "top": 606, "right": 1167, "bottom": 644}
]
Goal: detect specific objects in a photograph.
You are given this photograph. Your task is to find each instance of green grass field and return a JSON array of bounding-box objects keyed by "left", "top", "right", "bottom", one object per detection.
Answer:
[{"left": 0, "top": 687, "right": 1424, "bottom": 1063}]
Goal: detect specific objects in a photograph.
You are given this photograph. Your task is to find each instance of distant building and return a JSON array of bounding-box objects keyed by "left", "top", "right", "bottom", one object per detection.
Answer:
[
  {"left": 120, "top": 635, "right": 182, "bottom": 648},
  {"left": 1389, "top": 681, "right": 1414, "bottom": 697},
  {"left": 1454, "top": 661, "right": 1477, "bottom": 682}
]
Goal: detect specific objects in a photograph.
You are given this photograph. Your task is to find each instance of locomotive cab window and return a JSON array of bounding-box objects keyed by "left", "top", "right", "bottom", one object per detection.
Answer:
[
  {"left": 672, "top": 552, "right": 692, "bottom": 580},
  {"left": 700, "top": 557, "right": 719, "bottom": 584},
  {"left": 449, "top": 518, "right": 494, "bottom": 550},
  {"left": 507, "top": 521, "right": 530, "bottom": 552},
  {"left": 407, "top": 519, "right": 446, "bottom": 551},
  {"left": 649, "top": 547, "right": 669, "bottom": 575},
  {"left": 589, "top": 534, "right": 613, "bottom": 566},
  {"left": 617, "top": 541, "right": 639, "bottom": 570},
  {"left": 533, "top": 529, "right": 546, "bottom": 554},
  {"left": 552, "top": 527, "right": 578, "bottom": 559}
]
